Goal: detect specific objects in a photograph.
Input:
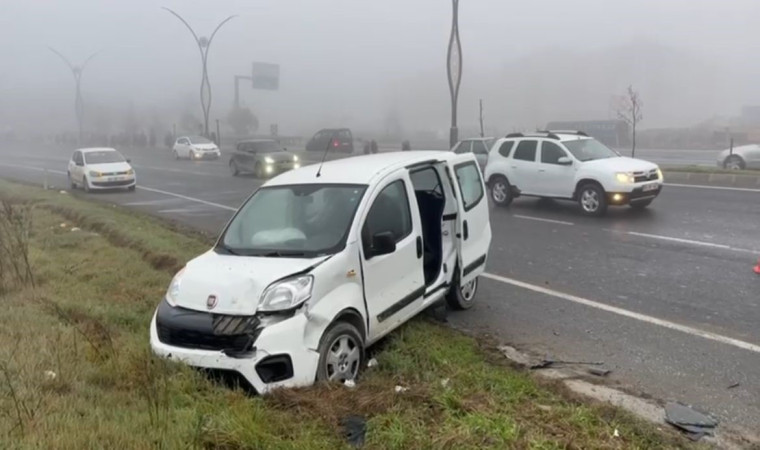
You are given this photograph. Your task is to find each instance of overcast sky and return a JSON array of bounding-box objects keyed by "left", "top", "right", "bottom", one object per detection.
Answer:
[{"left": 2, "top": 0, "right": 759, "bottom": 136}]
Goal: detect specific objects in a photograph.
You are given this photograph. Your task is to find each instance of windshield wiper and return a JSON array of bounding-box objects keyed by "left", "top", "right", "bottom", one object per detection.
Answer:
[
  {"left": 215, "top": 244, "right": 240, "bottom": 255},
  {"left": 260, "top": 250, "right": 306, "bottom": 257}
]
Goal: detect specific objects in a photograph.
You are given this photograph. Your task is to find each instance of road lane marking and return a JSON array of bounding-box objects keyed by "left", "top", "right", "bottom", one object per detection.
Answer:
[
  {"left": 513, "top": 214, "right": 574, "bottom": 226},
  {"left": 623, "top": 231, "right": 731, "bottom": 249},
  {"left": 481, "top": 272, "right": 760, "bottom": 355},
  {"left": 614, "top": 230, "right": 759, "bottom": 254},
  {"left": 665, "top": 183, "right": 760, "bottom": 193},
  {"left": 136, "top": 186, "right": 237, "bottom": 211}
]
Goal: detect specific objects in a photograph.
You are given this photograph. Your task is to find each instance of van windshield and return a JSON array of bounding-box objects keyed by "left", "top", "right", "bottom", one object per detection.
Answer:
[{"left": 218, "top": 184, "right": 367, "bottom": 257}]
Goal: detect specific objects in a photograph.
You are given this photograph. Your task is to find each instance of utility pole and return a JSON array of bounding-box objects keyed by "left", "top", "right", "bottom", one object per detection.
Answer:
[
  {"left": 48, "top": 48, "right": 99, "bottom": 145},
  {"left": 479, "top": 99, "right": 484, "bottom": 137},
  {"left": 446, "top": 0, "right": 462, "bottom": 148},
  {"left": 163, "top": 8, "right": 236, "bottom": 138}
]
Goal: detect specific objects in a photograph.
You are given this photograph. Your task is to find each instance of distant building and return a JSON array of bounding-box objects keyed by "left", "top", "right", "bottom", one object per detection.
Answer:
[{"left": 545, "top": 120, "right": 629, "bottom": 147}]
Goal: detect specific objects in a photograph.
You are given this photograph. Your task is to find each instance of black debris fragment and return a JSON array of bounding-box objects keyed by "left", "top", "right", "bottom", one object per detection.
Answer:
[
  {"left": 727, "top": 382, "right": 740, "bottom": 389},
  {"left": 664, "top": 402, "right": 718, "bottom": 441},
  {"left": 340, "top": 415, "right": 367, "bottom": 448},
  {"left": 588, "top": 367, "right": 611, "bottom": 377},
  {"left": 530, "top": 356, "right": 604, "bottom": 370}
]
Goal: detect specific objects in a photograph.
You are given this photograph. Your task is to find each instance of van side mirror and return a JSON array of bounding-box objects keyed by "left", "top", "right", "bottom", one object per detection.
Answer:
[
  {"left": 557, "top": 156, "right": 573, "bottom": 165},
  {"left": 370, "top": 231, "right": 396, "bottom": 257}
]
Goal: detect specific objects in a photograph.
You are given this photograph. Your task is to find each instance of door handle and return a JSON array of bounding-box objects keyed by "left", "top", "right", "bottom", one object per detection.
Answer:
[
  {"left": 416, "top": 236, "right": 423, "bottom": 258},
  {"left": 463, "top": 220, "right": 469, "bottom": 240},
  {"left": 510, "top": 165, "right": 517, "bottom": 169},
  {"left": 538, "top": 169, "right": 546, "bottom": 172}
]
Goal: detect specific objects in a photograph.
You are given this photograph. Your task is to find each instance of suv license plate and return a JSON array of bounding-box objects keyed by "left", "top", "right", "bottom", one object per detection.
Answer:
[{"left": 643, "top": 183, "right": 658, "bottom": 192}]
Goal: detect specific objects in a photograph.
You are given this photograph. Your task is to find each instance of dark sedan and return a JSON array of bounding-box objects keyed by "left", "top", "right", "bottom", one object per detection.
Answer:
[{"left": 229, "top": 139, "right": 301, "bottom": 178}]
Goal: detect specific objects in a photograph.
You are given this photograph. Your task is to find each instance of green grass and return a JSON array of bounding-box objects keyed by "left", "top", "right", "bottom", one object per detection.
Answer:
[{"left": 0, "top": 179, "right": 693, "bottom": 449}]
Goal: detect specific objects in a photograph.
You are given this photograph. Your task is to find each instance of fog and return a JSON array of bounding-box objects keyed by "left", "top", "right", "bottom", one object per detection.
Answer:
[{"left": 2, "top": 0, "right": 759, "bottom": 140}]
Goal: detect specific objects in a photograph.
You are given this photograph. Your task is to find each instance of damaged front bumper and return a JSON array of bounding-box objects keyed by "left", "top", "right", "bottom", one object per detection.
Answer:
[{"left": 149, "top": 300, "right": 319, "bottom": 393}]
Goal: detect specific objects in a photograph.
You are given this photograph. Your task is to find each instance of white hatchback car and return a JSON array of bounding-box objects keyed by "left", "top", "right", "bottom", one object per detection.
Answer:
[
  {"left": 67, "top": 147, "right": 136, "bottom": 192},
  {"left": 150, "top": 151, "right": 491, "bottom": 392},
  {"left": 484, "top": 131, "right": 663, "bottom": 216},
  {"left": 173, "top": 135, "right": 221, "bottom": 160}
]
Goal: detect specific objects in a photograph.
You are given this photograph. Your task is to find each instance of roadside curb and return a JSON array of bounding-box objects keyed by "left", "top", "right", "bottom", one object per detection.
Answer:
[
  {"left": 663, "top": 171, "right": 760, "bottom": 189},
  {"left": 497, "top": 344, "right": 754, "bottom": 448}
]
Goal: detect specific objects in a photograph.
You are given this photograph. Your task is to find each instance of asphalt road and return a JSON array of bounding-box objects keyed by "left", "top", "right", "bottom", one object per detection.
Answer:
[{"left": 1, "top": 144, "right": 759, "bottom": 437}]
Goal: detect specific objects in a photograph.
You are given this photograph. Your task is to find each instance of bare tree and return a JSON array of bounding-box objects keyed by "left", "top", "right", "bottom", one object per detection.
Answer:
[{"left": 617, "top": 85, "right": 643, "bottom": 158}]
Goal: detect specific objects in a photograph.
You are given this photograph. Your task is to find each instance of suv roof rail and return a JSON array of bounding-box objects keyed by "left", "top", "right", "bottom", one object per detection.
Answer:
[
  {"left": 538, "top": 129, "right": 589, "bottom": 137},
  {"left": 505, "top": 131, "right": 561, "bottom": 140}
]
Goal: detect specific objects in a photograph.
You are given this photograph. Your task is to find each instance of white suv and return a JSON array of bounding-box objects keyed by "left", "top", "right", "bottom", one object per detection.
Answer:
[{"left": 483, "top": 131, "right": 663, "bottom": 216}]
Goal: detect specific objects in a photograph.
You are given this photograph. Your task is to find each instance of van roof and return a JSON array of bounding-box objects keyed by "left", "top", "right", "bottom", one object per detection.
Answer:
[{"left": 266, "top": 151, "right": 462, "bottom": 186}]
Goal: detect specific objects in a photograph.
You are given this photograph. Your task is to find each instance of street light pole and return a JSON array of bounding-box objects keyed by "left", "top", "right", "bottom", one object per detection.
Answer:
[
  {"left": 163, "top": 7, "right": 236, "bottom": 138},
  {"left": 48, "top": 47, "right": 99, "bottom": 145},
  {"left": 446, "top": 0, "right": 462, "bottom": 149}
]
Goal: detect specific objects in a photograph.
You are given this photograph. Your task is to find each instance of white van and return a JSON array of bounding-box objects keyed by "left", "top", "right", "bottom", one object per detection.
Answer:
[{"left": 149, "top": 151, "right": 492, "bottom": 393}]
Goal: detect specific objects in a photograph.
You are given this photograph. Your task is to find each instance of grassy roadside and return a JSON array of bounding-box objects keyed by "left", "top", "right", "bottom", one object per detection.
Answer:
[{"left": 0, "top": 180, "right": 692, "bottom": 449}]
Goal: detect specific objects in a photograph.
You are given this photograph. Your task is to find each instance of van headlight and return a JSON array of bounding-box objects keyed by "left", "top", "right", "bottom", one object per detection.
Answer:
[
  {"left": 165, "top": 268, "right": 185, "bottom": 307},
  {"left": 615, "top": 172, "right": 635, "bottom": 183},
  {"left": 258, "top": 275, "right": 313, "bottom": 312}
]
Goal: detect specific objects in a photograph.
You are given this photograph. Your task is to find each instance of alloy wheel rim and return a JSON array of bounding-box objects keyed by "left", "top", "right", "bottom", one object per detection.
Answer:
[
  {"left": 460, "top": 278, "right": 477, "bottom": 302},
  {"left": 493, "top": 182, "right": 508, "bottom": 202},
  {"left": 581, "top": 189, "right": 599, "bottom": 212},
  {"left": 325, "top": 335, "right": 360, "bottom": 381}
]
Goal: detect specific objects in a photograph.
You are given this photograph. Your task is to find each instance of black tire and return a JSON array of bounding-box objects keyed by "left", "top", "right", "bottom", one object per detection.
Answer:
[
  {"left": 68, "top": 173, "right": 76, "bottom": 190},
  {"left": 315, "top": 322, "right": 364, "bottom": 383},
  {"left": 490, "top": 176, "right": 513, "bottom": 207},
  {"left": 724, "top": 155, "right": 745, "bottom": 170},
  {"left": 173, "top": 150, "right": 180, "bottom": 160},
  {"left": 127, "top": 185, "right": 136, "bottom": 192},
  {"left": 630, "top": 200, "right": 652, "bottom": 210},
  {"left": 230, "top": 160, "right": 240, "bottom": 176},
  {"left": 445, "top": 270, "right": 478, "bottom": 310},
  {"left": 83, "top": 177, "right": 91, "bottom": 193},
  {"left": 577, "top": 183, "right": 607, "bottom": 217},
  {"left": 254, "top": 162, "right": 264, "bottom": 179}
]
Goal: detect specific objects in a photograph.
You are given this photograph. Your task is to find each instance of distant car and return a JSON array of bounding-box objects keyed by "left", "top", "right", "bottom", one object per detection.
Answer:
[
  {"left": 230, "top": 139, "right": 300, "bottom": 178},
  {"left": 67, "top": 147, "right": 136, "bottom": 192},
  {"left": 172, "top": 136, "right": 221, "bottom": 160},
  {"left": 306, "top": 128, "right": 354, "bottom": 153},
  {"left": 716, "top": 145, "right": 760, "bottom": 170},
  {"left": 451, "top": 137, "right": 495, "bottom": 171},
  {"left": 484, "top": 131, "right": 663, "bottom": 216}
]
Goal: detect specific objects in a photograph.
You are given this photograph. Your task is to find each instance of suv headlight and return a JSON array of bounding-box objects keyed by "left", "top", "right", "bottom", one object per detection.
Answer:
[
  {"left": 258, "top": 275, "right": 313, "bottom": 312},
  {"left": 615, "top": 172, "right": 635, "bottom": 183},
  {"left": 165, "top": 268, "right": 185, "bottom": 307}
]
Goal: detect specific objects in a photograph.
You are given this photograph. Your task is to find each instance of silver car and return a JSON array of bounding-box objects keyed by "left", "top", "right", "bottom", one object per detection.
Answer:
[
  {"left": 230, "top": 139, "right": 300, "bottom": 178},
  {"left": 451, "top": 137, "right": 495, "bottom": 171},
  {"left": 717, "top": 144, "right": 760, "bottom": 170}
]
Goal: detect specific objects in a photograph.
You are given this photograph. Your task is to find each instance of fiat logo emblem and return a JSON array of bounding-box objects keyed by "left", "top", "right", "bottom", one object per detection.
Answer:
[{"left": 206, "top": 295, "right": 218, "bottom": 310}]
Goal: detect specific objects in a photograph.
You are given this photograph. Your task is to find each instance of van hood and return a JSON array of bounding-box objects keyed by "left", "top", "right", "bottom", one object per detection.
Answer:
[
  {"left": 582, "top": 156, "right": 658, "bottom": 172},
  {"left": 87, "top": 162, "right": 132, "bottom": 173},
  {"left": 173, "top": 250, "right": 327, "bottom": 315}
]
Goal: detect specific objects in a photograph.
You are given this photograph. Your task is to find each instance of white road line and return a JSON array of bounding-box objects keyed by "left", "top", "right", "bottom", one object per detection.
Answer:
[
  {"left": 665, "top": 183, "right": 760, "bottom": 193},
  {"left": 513, "top": 214, "right": 574, "bottom": 226},
  {"left": 481, "top": 272, "right": 760, "bottom": 354},
  {"left": 623, "top": 231, "right": 731, "bottom": 249},
  {"left": 136, "top": 186, "right": 237, "bottom": 211}
]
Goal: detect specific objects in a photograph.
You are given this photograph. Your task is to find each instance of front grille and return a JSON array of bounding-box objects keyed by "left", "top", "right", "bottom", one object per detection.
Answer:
[
  {"left": 92, "top": 179, "right": 134, "bottom": 187},
  {"left": 157, "top": 324, "right": 258, "bottom": 351},
  {"left": 102, "top": 171, "right": 130, "bottom": 176},
  {"left": 157, "top": 309, "right": 261, "bottom": 352},
  {"left": 634, "top": 170, "right": 658, "bottom": 183}
]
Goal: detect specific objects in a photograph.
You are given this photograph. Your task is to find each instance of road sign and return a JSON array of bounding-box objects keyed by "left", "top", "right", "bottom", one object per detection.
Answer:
[{"left": 252, "top": 62, "right": 279, "bottom": 90}]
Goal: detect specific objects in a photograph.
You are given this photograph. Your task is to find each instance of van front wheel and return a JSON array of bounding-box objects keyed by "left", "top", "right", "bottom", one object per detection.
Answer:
[
  {"left": 446, "top": 271, "right": 478, "bottom": 310},
  {"left": 316, "top": 322, "right": 364, "bottom": 383}
]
